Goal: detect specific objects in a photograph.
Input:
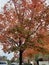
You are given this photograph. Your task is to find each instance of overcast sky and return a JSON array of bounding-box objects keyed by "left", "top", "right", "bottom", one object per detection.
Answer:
[
  {"left": 0, "top": 44, "right": 14, "bottom": 60},
  {"left": 0, "top": 0, "right": 49, "bottom": 9},
  {"left": 0, "top": 0, "right": 49, "bottom": 60}
]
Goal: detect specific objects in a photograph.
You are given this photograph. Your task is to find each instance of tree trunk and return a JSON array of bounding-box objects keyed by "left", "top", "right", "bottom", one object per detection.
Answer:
[{"left": 19, "top": 50, "right": 23, "bottom": 65}]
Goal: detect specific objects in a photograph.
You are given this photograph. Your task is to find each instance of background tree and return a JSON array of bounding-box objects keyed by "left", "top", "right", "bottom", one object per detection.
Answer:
[{"left": 0, "top": 0, "right": 49, "bottom": 65}]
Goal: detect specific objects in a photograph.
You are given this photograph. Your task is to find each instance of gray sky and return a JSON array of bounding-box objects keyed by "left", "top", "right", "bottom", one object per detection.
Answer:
[
  {"left": 0, "top": 44, "right": 14, "bottom": 60},
  {"left": 0, "top": 0, "right": 9, "bottom": 10},
  {"left": 0, "top": 0, "right": 49, "bottom": 9},
  {"left": 0, "top": 0, "right": 49, "bottom": 60}
]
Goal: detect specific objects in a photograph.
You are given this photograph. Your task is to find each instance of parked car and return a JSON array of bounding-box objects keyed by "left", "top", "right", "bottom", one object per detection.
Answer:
[
  {"left": 0, "top": 61, "right": 8, "bottom": 65},
  {"left": 11, "top": 62, "right": 19, "bottom": 65},
  {"left": 11, "top": 62, "right": 24, "bottom": 65}
]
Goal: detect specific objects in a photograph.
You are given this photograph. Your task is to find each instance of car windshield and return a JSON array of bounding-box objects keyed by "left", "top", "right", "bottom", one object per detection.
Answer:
[{"left": 0, "top": 62, "right": 6, "bottom": 64}]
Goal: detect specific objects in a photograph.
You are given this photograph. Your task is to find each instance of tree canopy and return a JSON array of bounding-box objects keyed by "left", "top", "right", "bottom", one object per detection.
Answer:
[{"left": 0, "top": 0, "right": 49, "bottom": 59}]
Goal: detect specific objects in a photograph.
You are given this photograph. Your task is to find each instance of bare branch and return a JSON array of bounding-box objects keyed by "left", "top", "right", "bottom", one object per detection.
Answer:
[
  {"left": 6, "top": 35, "right": 18, "bottom": 46},
  {"left": 26, "top": 23, "right": 41, "bottom": 39}
]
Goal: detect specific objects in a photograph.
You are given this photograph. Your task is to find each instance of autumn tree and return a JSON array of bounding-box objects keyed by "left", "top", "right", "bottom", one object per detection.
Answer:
[{"left": 0, "top": 0, "right": 49, "bottom": 65}]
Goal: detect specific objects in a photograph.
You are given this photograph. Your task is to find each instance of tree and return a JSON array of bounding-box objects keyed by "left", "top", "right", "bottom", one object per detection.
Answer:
[{"left": 0, "top": 0, "right": 49, "bottom": 65}]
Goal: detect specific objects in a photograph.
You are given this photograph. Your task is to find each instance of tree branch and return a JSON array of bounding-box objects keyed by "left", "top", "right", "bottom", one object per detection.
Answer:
[
  {"left": 26, "top": 23, "right": 41, "bottom": 39},
  {"left": 6, "top": 35, "right": 18, "bottom": 46}
]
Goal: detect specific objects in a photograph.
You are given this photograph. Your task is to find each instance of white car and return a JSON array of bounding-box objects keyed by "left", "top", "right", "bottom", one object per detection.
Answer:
[
  {"left": 39, "top": 61, "right": 49, "bottom": 65},
  {"left": 11, "top": 62, "right": 19, "bottom": 65},
  {"left": 0, "top": 61, "right": 8, "bottom": 65},
  {"left": 11, "top": 62, "right": 24, "bottom": 65}
]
